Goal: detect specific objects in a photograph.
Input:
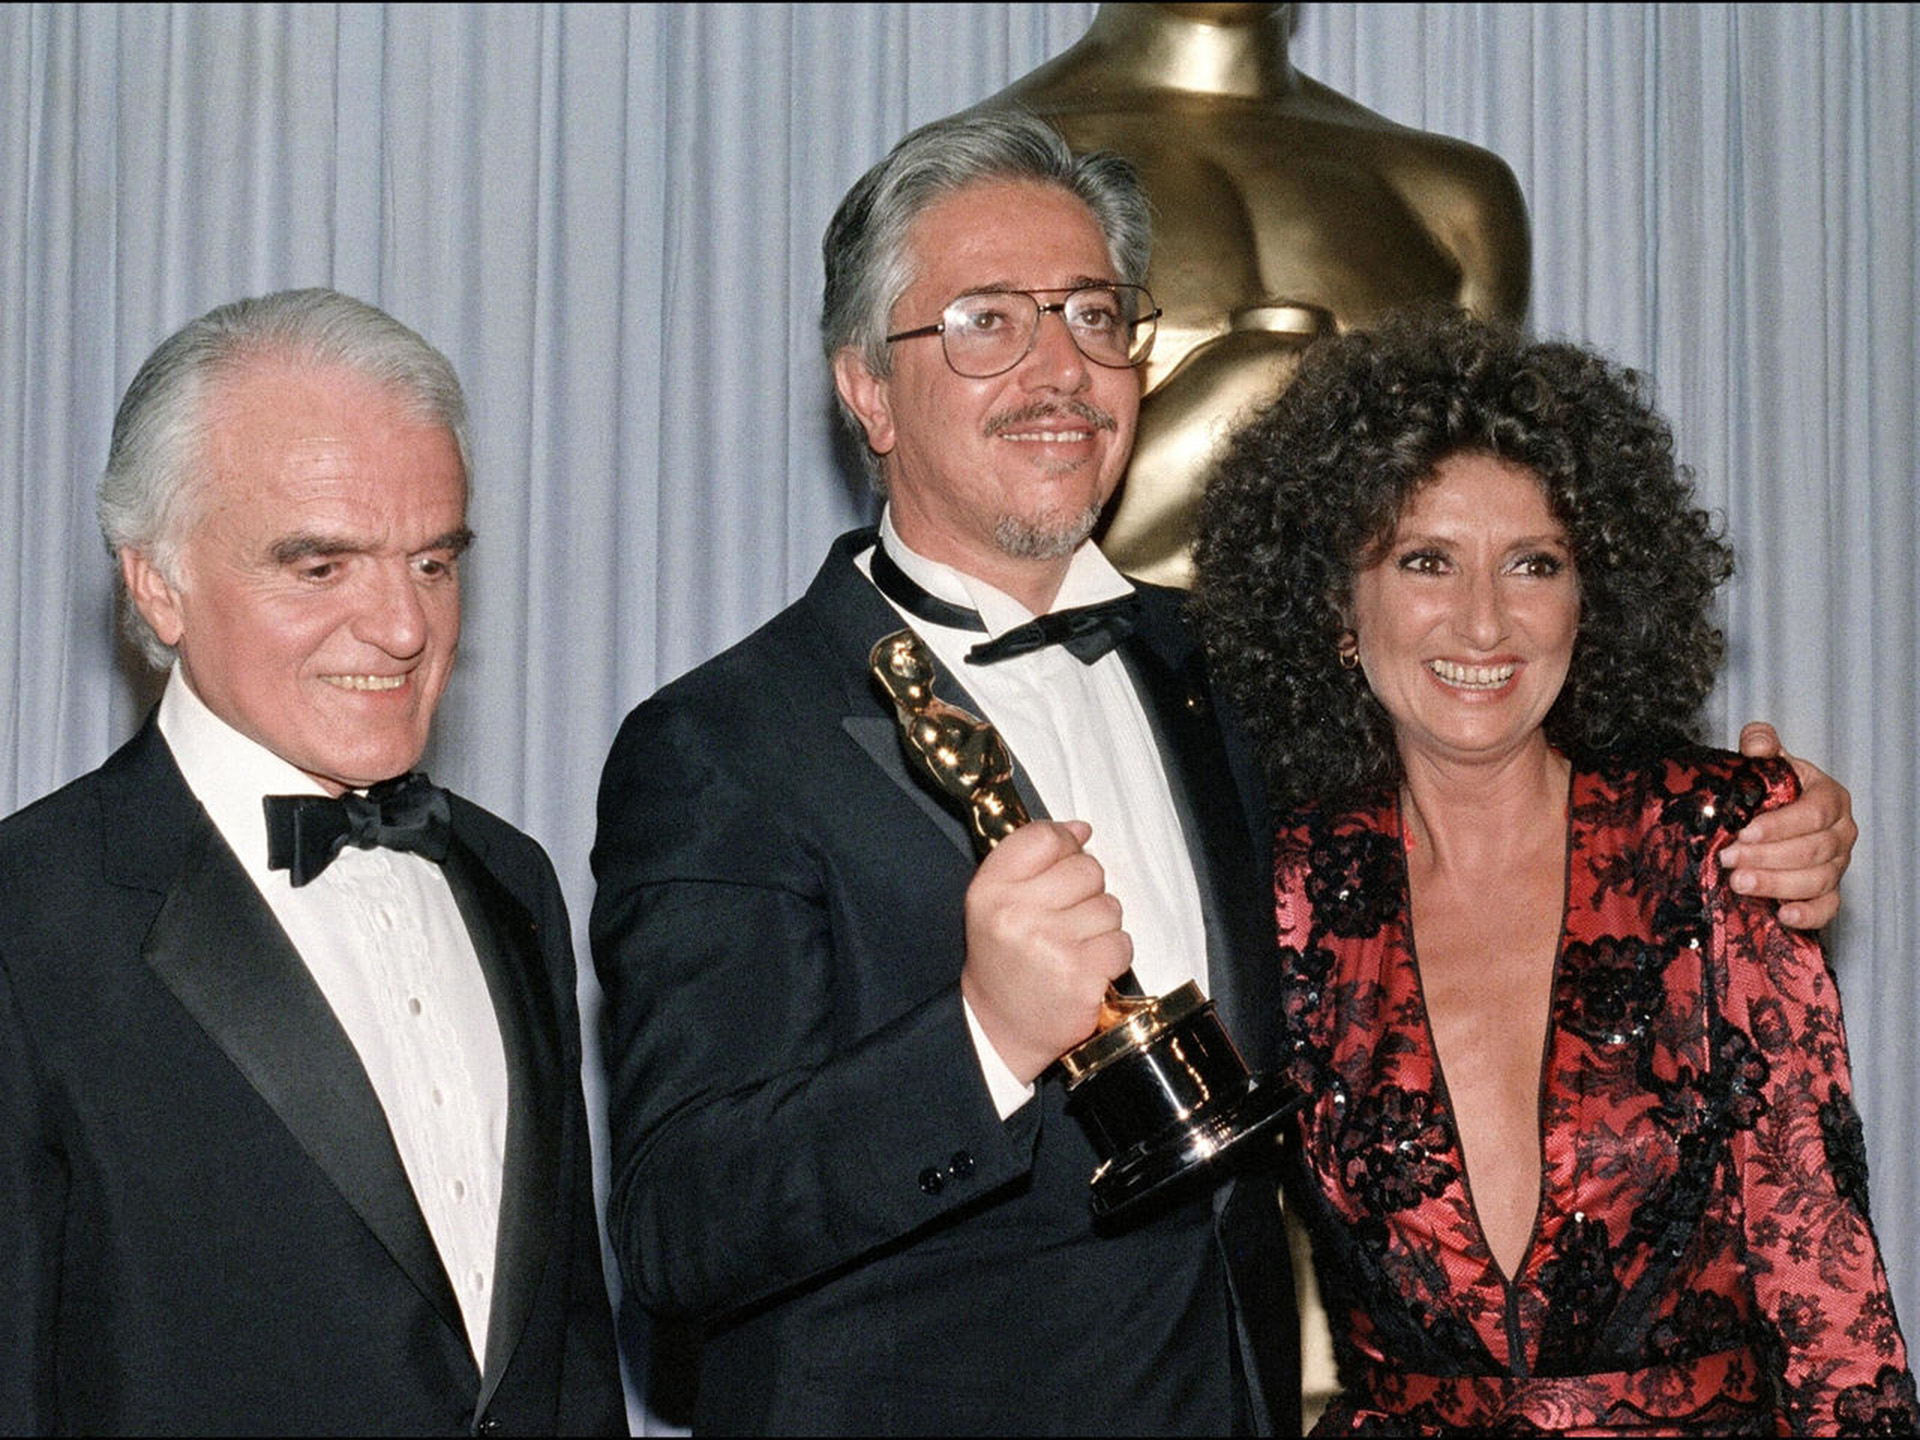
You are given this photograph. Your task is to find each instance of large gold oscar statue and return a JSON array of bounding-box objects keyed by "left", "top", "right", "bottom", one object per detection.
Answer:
[{"left": 971, "top": 2, "right": 1532, "bottom": 585}]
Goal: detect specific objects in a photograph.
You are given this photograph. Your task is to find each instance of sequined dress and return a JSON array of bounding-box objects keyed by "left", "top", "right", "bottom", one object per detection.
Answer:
[{"left": 1273, "top": 750, "right": 1917, "bottom": 1435}]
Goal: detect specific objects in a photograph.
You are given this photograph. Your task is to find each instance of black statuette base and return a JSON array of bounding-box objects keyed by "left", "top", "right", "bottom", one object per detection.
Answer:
[{"left": 1061, "top": 991, "right": 1302, "bottom": 1220}]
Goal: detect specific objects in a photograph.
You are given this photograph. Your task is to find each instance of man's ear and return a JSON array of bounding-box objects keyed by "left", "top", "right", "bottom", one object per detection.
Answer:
[
  {"left": 832, "top": 348, "right": 896, "bottom": 458},
  {"left": 121, "top": 548, "right": 186, "bottom": 648}
]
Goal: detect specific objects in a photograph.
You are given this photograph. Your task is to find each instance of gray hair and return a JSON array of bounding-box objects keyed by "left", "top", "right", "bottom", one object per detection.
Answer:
[
  {"left": 821, "top": 109, "right": 1152, "bottom": 485},
  {"left": 98, "top": 287, "right": 472, "bottom": 668}
]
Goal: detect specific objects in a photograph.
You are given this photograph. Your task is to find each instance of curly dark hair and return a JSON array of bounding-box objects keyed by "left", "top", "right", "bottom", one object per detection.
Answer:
[{"left": 1191, "top": 306, "right": 1733, "bottom": 811}]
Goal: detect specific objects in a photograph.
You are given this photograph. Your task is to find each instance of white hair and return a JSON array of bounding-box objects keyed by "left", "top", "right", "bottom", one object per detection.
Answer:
[{"left": 98, "top": 287, "right": 471, "bottom": 667}]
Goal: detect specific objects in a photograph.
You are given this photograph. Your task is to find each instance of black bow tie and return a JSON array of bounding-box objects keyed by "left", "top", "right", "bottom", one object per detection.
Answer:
[
  {"left": 264, "top": 773, "right": 453, "bottom": 888},
  {"left": 965, "top": 600, "right": 1140, "bottom": 665},
  {"left": 867, "top": 540, "right": 1139, "bottom": 666}
]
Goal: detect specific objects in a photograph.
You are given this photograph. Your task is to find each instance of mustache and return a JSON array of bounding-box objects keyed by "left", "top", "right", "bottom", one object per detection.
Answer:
[{"left": 984, "top": 399, "right": 1118, "bottom": 436}]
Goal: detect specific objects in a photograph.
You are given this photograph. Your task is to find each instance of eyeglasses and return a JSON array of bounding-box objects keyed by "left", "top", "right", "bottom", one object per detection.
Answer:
[{"left": 885, "top": 284, "right": 1161, "bottom": 379}]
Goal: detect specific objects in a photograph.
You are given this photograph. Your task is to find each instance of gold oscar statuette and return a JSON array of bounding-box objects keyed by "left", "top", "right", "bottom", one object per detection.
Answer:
[{"left": 871, "top": 628, "right": 1300, "bottom": 1219}]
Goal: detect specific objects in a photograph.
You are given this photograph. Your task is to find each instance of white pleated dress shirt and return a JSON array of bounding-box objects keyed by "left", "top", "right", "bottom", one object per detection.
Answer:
[
  {"left": 860, "top": 511, "right": 1209, "bottom": 1117},
  {"left": 157, "top": 668, "right": 507, "bottom": 1365}
]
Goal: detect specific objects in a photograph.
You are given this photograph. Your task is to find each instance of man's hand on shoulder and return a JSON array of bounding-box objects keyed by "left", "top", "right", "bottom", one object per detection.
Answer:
[
  {"left": 1718, "top": 721, "right": 1857, "bottom": 931},
  {"left": 961, "top": 820, "right": 1133, "bottom": 1085}
]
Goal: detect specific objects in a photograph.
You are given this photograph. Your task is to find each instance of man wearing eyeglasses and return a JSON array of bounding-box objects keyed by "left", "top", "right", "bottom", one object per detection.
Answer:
[
  {"left": 592, "top": 108, "right": 1293, "bottom": 1435},
  {"left": 589, "top": 109, "right": 1853, "bottom": 1436}
]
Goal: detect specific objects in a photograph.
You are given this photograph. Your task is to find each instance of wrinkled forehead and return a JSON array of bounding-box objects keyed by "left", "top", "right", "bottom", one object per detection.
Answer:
[
  {"left": 192, "top": 361, "right": 465, "bottom": 521},
  {"left": 201, "top": 352, "right": 467, "bottom": 482},
  {"left": 901, "top": 179, "right": 1119, "bottom": 300}
]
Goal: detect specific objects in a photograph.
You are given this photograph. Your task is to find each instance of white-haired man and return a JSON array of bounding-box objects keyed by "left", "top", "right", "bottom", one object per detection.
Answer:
[{"left": 0, "top": 289, "right": 624, "bottom": 1434}]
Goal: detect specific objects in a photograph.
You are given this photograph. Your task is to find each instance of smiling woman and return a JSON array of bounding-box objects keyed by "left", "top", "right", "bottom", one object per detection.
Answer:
[
  {"left": 1192, "top": 307, "right": 1917, "bottom": 1435},
  {"left": 1193, "top": 306, "right": 1733, "bottom": 814},
  {"left": 1348, "top": 452, "right": 1580, "bottom": 784}
]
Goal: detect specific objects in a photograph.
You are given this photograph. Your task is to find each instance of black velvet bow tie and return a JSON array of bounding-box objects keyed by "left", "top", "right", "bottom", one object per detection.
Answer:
[
  {"left": 963, "top": 599, "right": 1140, "bottom": 665},
  {"left": 263, "top": 773, "right": 453, "bottom": 888},
  {"left": 868, "top": 539, "right": 1139, "bottom": 667}
]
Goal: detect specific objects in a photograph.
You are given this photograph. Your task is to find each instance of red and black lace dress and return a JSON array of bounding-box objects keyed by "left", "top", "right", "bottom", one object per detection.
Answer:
[{"left": 1274, "top": 750, "right": 1917, "bottom": 1436}]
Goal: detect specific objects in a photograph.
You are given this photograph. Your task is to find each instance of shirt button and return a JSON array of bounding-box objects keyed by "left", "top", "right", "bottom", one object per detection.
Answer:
[
  {"left": 948, "top": 1150, "right": 975, "bottom": 1179},
  {"left": 918, "top": 1167, "right": 946, "bottom": 1196},
  {"left": 407, "top": 996, "right": 424, "bottom": 1016},
  {"left": 450, "top": 1178, "right": 467, "bottom": 1202}
]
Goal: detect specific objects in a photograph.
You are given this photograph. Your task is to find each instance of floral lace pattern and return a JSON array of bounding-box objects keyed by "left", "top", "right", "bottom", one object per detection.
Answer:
[{"left": 1276, "top": 751, "right": 1917, "bottom": 1436}]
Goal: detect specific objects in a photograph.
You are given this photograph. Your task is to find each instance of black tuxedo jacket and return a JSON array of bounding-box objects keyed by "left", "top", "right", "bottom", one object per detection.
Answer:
[
  {"left": 591, "top": 531, "right": 1298, "bottom": 1434},
  {"left": 0, "top": 717, "right": 624, "bottom": 1436}
]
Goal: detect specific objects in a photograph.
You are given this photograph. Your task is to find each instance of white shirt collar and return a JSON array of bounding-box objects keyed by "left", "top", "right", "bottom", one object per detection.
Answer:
[
  {"left": 156, "top": 664, "right": 333, "bottom": 876},
  {"left": 876, "top": 507, "right": 1135, "bottom": 637}
]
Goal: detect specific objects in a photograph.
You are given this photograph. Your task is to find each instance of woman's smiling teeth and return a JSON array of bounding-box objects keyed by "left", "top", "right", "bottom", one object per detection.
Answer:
[
  {"left": 322, "top": 673, "right": 407, "bottom": 692},
  {"left": 1429, "top": 658, "right": 1516, "bottom": 690}
]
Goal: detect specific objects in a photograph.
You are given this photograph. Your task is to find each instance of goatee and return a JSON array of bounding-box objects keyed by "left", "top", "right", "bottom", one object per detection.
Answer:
[{"left": 994, "top": 505, "right": 1102, "bottom": 560}]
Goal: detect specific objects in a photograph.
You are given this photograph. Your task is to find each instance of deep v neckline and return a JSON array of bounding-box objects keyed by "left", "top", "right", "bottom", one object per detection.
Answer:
[{"left": 1394, "top": 779, "right": 1576, "bottom": 1292}]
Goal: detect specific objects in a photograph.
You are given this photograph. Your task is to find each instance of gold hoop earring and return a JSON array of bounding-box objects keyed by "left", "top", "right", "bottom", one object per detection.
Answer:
[{"left": 1336, "top": 630, "right": 1360, "bottom": 671}]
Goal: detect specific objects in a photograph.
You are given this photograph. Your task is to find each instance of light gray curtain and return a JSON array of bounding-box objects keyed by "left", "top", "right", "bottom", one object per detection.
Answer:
[{"left": 4, "top": 4, "right": 1915, "bottom": 1427}]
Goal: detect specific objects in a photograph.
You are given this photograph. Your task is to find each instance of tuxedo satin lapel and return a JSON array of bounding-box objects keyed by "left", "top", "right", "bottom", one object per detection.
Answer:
[
  {"left": 1117, "top": 621, "right": 1280, "bottom": 1063},
  {"left": 98, "top": 714, "right": 205, "bottom": 894},
  {"left": 814, "top": 529, "right": 1051, "bottom": 853},
  {"left": 139, "top": 826, "right": 465, "bottom": 1338},
  {"left": 440, "top": 833, "right": 560, "bottom": 1400},
  {"left": 840, "top": 716, "right": 978, "bottom": 862}
]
